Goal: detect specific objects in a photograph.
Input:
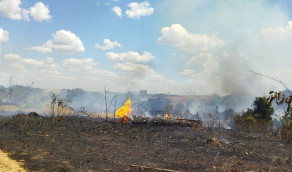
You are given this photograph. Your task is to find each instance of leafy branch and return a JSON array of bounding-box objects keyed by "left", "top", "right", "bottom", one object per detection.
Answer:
[{"left": 246, "top": 69, "right": 292, "bottom": 119}]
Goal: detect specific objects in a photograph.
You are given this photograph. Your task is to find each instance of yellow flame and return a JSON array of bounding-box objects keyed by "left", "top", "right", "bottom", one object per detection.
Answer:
[
  {"left": 164, "top": 113, "right": 169, "bottom": 119},
  {"left": 116, "top": 98, "right": 133, "bottom": 123}
]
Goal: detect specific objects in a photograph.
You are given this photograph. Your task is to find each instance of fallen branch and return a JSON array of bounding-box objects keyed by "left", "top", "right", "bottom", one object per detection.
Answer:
[
  {"left": 130, "top": 164, "right": 180, "bottom": 172},
  {"left": 246, "top": 68, "right": 292, "bottom": 95}
]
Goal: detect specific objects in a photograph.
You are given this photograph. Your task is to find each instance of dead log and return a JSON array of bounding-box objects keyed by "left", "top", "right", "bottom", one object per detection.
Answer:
[
  {"left": 130, "top": 164, "right": 180, "bottom": 172},
  {"left": 130, "top": 115, "right": 202, "bottom": 128},
  {"left": 130, "top": 115, "right": 149, "bottom": 124}
]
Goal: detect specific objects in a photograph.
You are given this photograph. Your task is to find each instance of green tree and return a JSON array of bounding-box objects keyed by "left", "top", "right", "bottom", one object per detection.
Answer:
[
  {"left": 234, "top": 97, "right": 274, "bottom": 131},
  {"left": 252, "top": 97, "right": 274, "bottom": 121}
]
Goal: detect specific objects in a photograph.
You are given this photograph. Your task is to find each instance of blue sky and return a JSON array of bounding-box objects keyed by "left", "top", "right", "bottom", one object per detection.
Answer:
[{"left": 0, "top": 0, "right": 292, "bottom": 95}]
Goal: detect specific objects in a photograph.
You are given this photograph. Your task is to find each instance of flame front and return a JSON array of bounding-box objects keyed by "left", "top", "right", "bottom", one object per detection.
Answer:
[
  {"left": 116, "top": 98, "right": 133, "bottom": 124},
  {"left": 164, "top": 113, "right": 169, "bottom": 119}
]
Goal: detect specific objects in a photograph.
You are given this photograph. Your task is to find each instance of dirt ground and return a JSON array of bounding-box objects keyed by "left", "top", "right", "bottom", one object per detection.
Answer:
[{"left": 0, "top": 114, "right": 291, "bottom": 172}]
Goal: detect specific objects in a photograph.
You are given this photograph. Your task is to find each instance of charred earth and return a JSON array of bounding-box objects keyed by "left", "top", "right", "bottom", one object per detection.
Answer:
[{"left": 0, "top": 114, "right": 291, "bottom": 171}]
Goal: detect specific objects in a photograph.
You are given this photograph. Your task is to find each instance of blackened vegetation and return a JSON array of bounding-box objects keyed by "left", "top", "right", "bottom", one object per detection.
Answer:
[
  {"left": 130, "top": 115, "right": 202, "bottom": 129},
  {"left": 0, "top": 114, "right": 292, "bottom": 171},
  {"left": 50, "top": 94, "right": 57, "bottom": 117}
]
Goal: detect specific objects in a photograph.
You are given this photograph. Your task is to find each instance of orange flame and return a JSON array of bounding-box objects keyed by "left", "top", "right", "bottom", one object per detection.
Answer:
[
  {"left": 116, "top": 98, "right": 133, "bottom": 124},
  {"left": 164, "top": 113, "right": 169, "bottom": 119}
]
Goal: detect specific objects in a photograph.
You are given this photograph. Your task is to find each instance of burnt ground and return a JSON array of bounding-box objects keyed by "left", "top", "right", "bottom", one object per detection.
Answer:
[{"left": 0, "top": 114, "right": 291, "bottom": 172}]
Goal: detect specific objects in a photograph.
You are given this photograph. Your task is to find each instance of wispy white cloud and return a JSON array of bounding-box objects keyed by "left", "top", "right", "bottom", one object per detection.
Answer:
[
  {"left": 187, "top": 53, "right": 219, "bottom": 72},
  {"left": 48, "top": 30, "right": 85, "bottom": 53},
  {"left": 63, "top": 58, "right": 116, "bottom": 78},
  {"left": 114, "top": 62, "right": 153, "bottom": 74},
  {"left": 106, "top": 51, "right": 154, "bottom": 63},
  {"left": 29, "top": 2, "right": 51, "bottom": 22},
  {"left": 95, "top": 39, "right": 121, "bottom": 50},
  {"left": 158, "top": 24, "right": 224, "bottom": 53},
  {"left": 8, "top": 63, "right": 26, "bottom": 71},
  {"left": 4, "top": 53, "right": 60, "bottom": 77},
  {"left": 63, "top": 58, "right": 97, "bottom": 72},
  {"left": 107, "top": 50, "right": 156, "bottom": 78},
  {"left": 125, "top": 1, "right": 154, "bottom": 19},
  {"left": 28, "top": 45, "right": 52, "bottom": 53},
  {"left": 179, "top": 69, "right": 196, "bottom": 77},
  {"left": 257, "top": 21, "right": 292, "bottom": 41},
  {"left": 0, "top": 0, "right": 52, "bottom": 22},
  {"left": 21, "top": 9, "right": 29, "bottom": 21},
  {"left": 180, "top": 53, "right": 219, "bottom": 91},
  {"left": 2, "top": 53, "right": 120, "bottom": 89},
  {"left": 0, "top": 28, "right": 9, "bottom": 42},
  {"left": 137, "top": 72, "right": 181, "bottom": 94},
  {"left": 0, "top": 0, "right": 22, "bottom": 20},
  {"left": 29, "top": 30, "right": 85, "bottom": 54},
  {"left": 4, "top": 53, "right": 21, "bottom": 60},
  {"left": 112, "top": 6, "right": 122, "bottom": 17}
]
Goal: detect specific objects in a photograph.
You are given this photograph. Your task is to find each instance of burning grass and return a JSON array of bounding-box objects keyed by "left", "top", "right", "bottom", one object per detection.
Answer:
[
  {"left": 116, "top": 98, "right": 133, "bottom": 124},
  {"left": 0, "top": 114, "right": 291, "bottom": 171}
]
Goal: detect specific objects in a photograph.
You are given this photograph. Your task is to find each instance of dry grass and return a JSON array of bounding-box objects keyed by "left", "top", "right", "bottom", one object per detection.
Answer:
[
  {"left": 276, "top": 124, "right": 292, "bottom": 141},
  {"left": 0, "top": 150, "right": 26, "bottom": 172},
  {"left": 212, "top": 153, "right": 242, "bottom": 172},
  {"left": 0, "top": 105, "right": 19, "bottom": 111}
]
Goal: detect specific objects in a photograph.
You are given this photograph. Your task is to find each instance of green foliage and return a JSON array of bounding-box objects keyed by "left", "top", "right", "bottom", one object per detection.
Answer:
[
  {"left": 234, "top": 97, "right": 274, "bottom": 131},
  {"left": 282, "top": 116, "right": 292, "bottom": 126},
  {"left": 253, "top": 97, "right": 274, "bottom": 121},
  {"left": 267, "top": 91, "right": 292, "bottom": 119},
  {"left": 234, "top": 115, "right": 256, "bottom": 130},
  {"left": 234, "top": 111, "right": 257, "bottom": 131}
]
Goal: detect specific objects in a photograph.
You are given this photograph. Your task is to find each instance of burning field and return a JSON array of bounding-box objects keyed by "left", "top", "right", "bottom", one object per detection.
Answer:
[
  {"left": 0, "top": 113, "right": 291, "bottom": 171},
  {"left": 3, "top": 0, "right": 292, "bottom": 171},
  {"left": 0, "top": 91, "right": 291, "bottom": 171}
]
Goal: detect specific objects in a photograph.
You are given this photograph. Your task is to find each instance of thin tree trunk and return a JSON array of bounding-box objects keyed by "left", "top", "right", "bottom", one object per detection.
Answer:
[{"left": 104, "top": 88, "right": 109, "bottom": 123}]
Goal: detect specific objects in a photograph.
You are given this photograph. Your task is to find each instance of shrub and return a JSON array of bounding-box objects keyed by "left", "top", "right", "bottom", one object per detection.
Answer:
[
  {"left": 234, "top": 97, "right": 274, "bottom": 131},
  {"left": 253, "top": 97, "right": 274, "bottom": 121},
  {"left": 234, "top": 114, "right": 256, "bottom": 131}
]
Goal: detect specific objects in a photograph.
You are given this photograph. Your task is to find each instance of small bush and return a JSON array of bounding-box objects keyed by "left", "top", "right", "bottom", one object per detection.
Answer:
[
  {"left": 234, "top": 97, "right": 274, "bottom": 132},
  {"left": 276, "top": 117, "right": 292, "bottom": 140},
  {"left": 234, "top": 114, "right": 256, "bottom": 131}
]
